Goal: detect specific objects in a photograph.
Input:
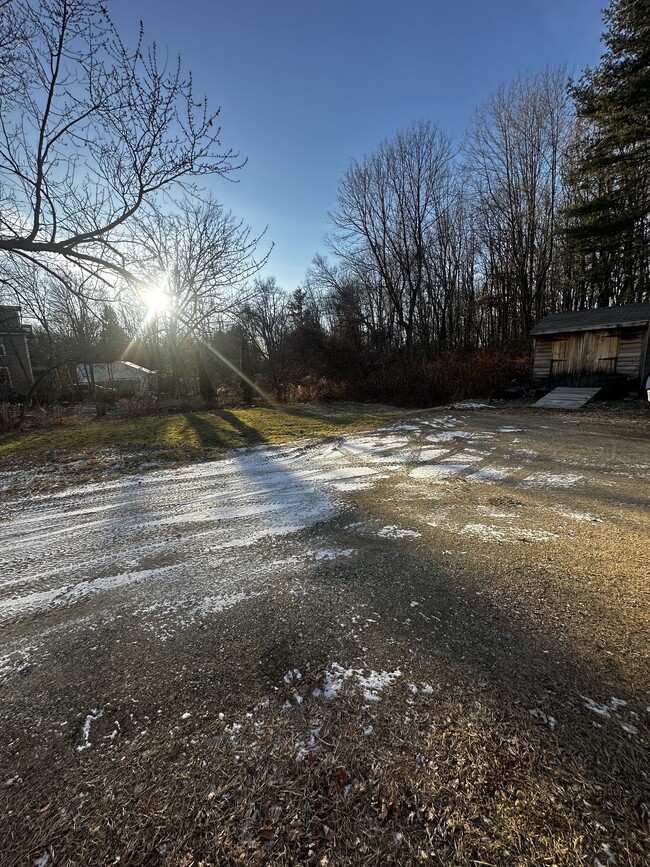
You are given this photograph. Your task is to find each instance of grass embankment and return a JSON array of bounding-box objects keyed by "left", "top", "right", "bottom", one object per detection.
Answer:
[{"left": 0, "top": 403, "right": 406, "bottom": 458}]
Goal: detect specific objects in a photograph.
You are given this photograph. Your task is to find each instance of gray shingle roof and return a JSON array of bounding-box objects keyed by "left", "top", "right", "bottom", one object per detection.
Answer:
[{"left": 530, "top": 302, "right": 650, "bottom": 336}]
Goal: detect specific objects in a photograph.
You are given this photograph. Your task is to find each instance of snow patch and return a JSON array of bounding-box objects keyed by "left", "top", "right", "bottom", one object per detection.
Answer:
[
  {"left": 321, "top": 664, "right": 402, "bottom": 701},
  {"left": 521, "top": 473, "right": 583, "bottom": 488},
  {"left": 467, "top": 467, "right": 510, "bottom": 483},
  {"left": 460, "top": 523, "right": 556, "bottom": 543},
  {"left": 313, "top": 548, "right": 356, "bottom": 561},
  {"left": 377, "top": 525, "right": 421, "bottom": 539},
  {"left": 409, "top": 464, "right": 471, "bottom": 482},
  {"left": 582, "top": 696, "right": 628, "bottom": 719},
  {"left": 425, "top": 431, "right": 476, "bottom": 442},
  {"left": 553, "top": 506, "right": 603, "bottom": 523},
  {"left": 77, "top": 708, "right": 103, "bottom": 751}
]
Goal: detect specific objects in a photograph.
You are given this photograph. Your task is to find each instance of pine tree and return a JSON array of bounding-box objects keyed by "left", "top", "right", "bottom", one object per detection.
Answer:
[
  {"left": 566, "top": 0, "right": 650, "bottom": 304},
  {"left": 195, "top": 350, "right": 216, "bottom": 407},
  {"left": 96, "top": 305, "right": 129, "bottom": 362}
]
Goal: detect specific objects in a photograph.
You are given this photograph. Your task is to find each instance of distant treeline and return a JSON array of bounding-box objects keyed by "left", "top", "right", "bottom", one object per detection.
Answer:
[{"left": 2, "top": 0, "right": 647, "bottom": 405}]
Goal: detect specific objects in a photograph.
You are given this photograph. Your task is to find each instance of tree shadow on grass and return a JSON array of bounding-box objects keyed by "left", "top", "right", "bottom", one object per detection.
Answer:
[{"left": 183, "top": 411, "right": 268, "bottom": 448}]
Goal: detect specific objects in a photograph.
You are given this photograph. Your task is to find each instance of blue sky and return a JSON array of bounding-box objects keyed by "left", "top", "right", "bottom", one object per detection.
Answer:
[{"left": 111, "top": 0, "right": 606, "bottom": 292}]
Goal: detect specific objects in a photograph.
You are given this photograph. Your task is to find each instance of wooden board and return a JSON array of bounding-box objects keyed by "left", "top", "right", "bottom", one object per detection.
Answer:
[{"left": 534, "top": 387, "right": 602, "bottom": 410}]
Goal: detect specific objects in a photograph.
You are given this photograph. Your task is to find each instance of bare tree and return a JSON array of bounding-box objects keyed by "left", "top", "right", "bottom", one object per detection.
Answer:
[
  {"left": 133, "top": 195, "right": 269, "bottom": 393},
  {"left": 328, "top": 121, "right": 455, "bottom": 361},
  {"left": 237, "top": 277, "right": 290, "bottom": 400},
  {"left": 0, "top": 0, "right": 240, "bottom": 288},
  {"left": 466, "top": 67, "right": 572, "bottom": 340},
  {"left": 1, "top": 256, "right": 107, "bottom": 358}
]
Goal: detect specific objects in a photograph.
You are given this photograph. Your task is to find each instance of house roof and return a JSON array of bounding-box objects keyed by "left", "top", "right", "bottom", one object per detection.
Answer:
[
  {"left": 77, "top": 361, "right": 156, "bottom": 383},
  {"left": 530, "top": 302, "right": 650, "bottom": 336}
]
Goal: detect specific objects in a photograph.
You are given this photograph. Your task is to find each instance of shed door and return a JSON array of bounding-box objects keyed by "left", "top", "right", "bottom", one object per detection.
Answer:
[
  {"left": 584, "top": 331, "right": 619, "bottom": 374},
  {"left": 550, "top": 337, "right": 569, "bottom": 377}
]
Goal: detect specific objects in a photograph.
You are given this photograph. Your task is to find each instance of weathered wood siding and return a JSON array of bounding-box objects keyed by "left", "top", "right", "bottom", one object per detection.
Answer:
[
  {"left": 616, "top": 327, "right": 645, "bottom": 375},
  {"left": 639, "top": 327, "right": 650, "bottom": 382},
  {"left": 532, "top": 337, "right": 553, "bottom": 381}
]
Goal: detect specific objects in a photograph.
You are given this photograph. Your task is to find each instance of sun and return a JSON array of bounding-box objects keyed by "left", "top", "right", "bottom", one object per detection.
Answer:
[{"left": 142, "top": 284, "right": 169, "bottom": 316}]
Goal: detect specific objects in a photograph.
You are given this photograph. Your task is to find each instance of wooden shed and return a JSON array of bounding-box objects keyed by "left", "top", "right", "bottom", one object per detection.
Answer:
[{"left": 530, "top": 302, "right": 650, "bottom": 393}]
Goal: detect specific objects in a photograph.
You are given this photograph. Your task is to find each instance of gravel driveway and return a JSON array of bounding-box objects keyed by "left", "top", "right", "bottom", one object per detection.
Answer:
[{"left": 1, "top": 404, "right": 649, "bottom": 865}]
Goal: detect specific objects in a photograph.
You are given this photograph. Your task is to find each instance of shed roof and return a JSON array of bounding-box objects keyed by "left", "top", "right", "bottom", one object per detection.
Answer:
[{"left": 530, "top": 302, "right": 650, "bottom": 336}]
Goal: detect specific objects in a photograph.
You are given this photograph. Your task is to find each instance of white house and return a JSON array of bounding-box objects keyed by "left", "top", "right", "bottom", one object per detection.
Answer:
[{"left": 76, "top": 361, "right": 157, "bottom": 396}]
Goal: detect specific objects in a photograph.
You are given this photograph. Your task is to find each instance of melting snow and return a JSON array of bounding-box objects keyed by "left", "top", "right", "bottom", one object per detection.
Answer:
[
  {"left": 314, "top": 548, "right": 356, "bottom": 561},
  {"left": 460, "top": 523, "right": 556, "bottom": 543},
  {"left": 467, "top": 467, "right": 510, "bottom": 483},
  {"left": 409, "top": 464, "right": 471, "bottom": 482},
  {"left": 377, "top": 525, "right": 421, "bottom": 539},
  {"left": 426, "top": 430, "right": 476, "bottom": 442},
  {"left": 77, "top": 708, "right": 103, "bottom": 751},
  {"left": 321, "top": 664, "right": 402, "bottom": 701},
  {"left": 582, "top": 696, "right": 628, "bottom": 719},
  {"left": 553, "top": 506, "right": 603, "bottom": 523},
  {"left": 521, "top": 473, "right": 583, "bottom": 488}
]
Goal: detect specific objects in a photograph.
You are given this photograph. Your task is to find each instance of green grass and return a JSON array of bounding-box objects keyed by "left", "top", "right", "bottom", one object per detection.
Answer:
[{"left": 0, "top": 403, "right": 409, "bottom": 458}]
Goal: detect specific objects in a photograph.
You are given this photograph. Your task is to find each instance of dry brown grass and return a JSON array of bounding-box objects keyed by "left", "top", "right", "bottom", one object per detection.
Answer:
[{"left": 3, "top": 676, "right": 648, "bottom": 866}]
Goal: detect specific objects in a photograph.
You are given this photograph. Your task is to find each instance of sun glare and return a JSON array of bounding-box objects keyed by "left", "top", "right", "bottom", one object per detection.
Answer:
[{"left": 142, "top": 285, "right": 169, "bottom": 316}]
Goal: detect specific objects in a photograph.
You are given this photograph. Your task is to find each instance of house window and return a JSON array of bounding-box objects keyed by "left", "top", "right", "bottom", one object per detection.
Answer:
[{"left": 0, "top": 366, "right": 11, "bottom": 388}]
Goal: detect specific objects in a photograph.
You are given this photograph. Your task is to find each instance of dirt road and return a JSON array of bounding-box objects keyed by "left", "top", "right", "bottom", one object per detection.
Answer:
[{"left": 1, "top": 404, "right": 649, "bottom": 865}]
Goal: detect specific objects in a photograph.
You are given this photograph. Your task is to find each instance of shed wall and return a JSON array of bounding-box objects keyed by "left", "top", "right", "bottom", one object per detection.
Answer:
[
  {"left": 532, "top": 324, "right": 649, "bottom": 388},
  {"left": 532, "top": 337, "right": 553, "bottom": 381},
  {"left": 616, "top": 327, "right": 645, "bottom": 375}
]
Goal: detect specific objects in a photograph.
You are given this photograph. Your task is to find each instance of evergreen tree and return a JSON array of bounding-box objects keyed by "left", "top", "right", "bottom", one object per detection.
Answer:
[
  {"left": 195, "top": 350, "right": 216, "bottom": 407},
  {"left": 96, "top": 305, "right": 129, "bottom": 362},
  {"left": 566, "top": 0, "right": 650, "bottom": 304}
]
